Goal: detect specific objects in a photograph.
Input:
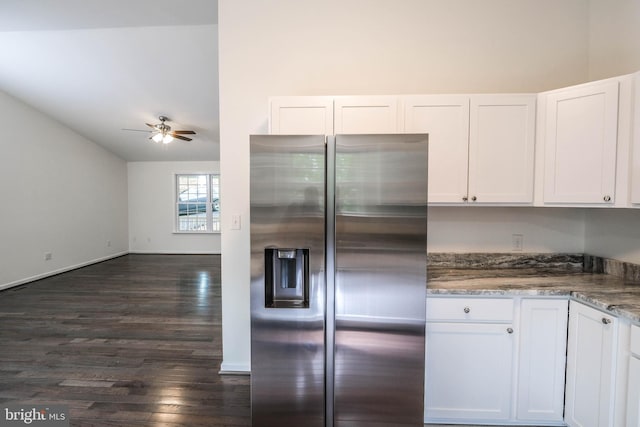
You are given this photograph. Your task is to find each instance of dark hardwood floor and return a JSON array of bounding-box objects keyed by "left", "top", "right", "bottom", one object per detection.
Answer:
[{"left": 0, "top": 254, "right": 250, "bottom": 427}]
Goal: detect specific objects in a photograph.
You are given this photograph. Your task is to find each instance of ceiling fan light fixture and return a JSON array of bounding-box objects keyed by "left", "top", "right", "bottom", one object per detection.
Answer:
[{"left": 126, "top": 115, "right": 195, "bottom": 144}]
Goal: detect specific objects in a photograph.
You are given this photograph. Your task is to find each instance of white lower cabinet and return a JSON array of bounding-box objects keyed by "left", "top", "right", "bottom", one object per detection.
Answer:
[
  {"left": 424, "top": 296, "right": 567, "bottom": 425},
  {"left": 627, "top": 324, "right": 640, "bottom": 426},
  {"left": 565, "top": 301, "right": 618, "bottom": 427},
  {"left": 425, "top": 321, "right": 514, "bottom": 421},
  {"left": 517, "top": 299, "right": 568, "bottom": 422}
]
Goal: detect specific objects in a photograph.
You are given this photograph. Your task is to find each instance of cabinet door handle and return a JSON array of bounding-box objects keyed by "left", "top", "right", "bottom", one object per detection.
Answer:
[
  {"left": 602, "top": 317, "right": 612, "bottom": 325},
  {"left": 462, "top": 196, "right": 468, "bottom": 202},
  {"left": 471, "top": 196, "right": 477, "bottom": 202},
  {"left": 603, "top": 195, "right": 611, "bottom": 202},
  {"left": 463, "top": 306, "right": 470, "bottom": 314},
  {"left": 507, "top": 327, "right": 514, "bottom": 334}
]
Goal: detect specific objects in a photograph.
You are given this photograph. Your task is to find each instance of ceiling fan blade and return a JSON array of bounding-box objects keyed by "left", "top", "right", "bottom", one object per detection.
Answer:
[
  {"left": 172, "top": 134, "right": 192, "bottom": 142},
  {"left": 145, "top": 123, "right": 156, "bottom": 129},
  {"left": 172, "top": 130, "right": 196, "bottom": 135},
  {"left": 122, "top": 128, "right": 152, "bottom": 133}
]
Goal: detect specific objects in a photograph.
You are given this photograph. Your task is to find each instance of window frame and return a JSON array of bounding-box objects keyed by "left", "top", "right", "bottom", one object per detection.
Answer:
[{"left": 175, "top": 173, "right": 220, "bottom": 234}]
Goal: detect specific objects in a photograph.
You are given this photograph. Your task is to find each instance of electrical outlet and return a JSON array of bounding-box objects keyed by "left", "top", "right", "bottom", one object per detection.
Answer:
[
  {"left": 231, "top": 215, "right": 241, "bottom": 230},
  {"left": 44, "top": 252, "right": 52, "bottom": 261},
  {"left": 512, "top": 234, "right": 524, "bottom": 251}
]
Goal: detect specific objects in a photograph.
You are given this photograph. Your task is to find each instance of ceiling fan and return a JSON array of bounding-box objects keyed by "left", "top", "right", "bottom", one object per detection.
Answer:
[{"left": 123, "top": 116, "right": 196, "bottom": 144}]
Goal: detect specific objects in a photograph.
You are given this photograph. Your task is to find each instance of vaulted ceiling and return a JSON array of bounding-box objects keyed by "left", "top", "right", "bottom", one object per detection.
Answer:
[{"left": 0, "top": 0, "right": 219, "bottom": 161}]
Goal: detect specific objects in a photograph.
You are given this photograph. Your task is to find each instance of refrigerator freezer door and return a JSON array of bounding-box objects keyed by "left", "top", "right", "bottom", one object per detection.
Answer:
[
  {"left": 334, "top": 134, "right": 428, "bottom": 427},
  {"left": 250, "top": 135, "right": 326, "bottom": 427}
]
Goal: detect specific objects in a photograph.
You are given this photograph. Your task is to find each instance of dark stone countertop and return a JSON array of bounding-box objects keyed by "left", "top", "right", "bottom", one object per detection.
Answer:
[{"left": 427, "top": 267, "right": 640, "bottom": 324}]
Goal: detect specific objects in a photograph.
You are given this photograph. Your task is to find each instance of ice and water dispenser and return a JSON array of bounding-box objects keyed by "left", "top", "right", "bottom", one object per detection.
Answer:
[{"left": 264, "top": 248, "right": 310, "bottom": 308}]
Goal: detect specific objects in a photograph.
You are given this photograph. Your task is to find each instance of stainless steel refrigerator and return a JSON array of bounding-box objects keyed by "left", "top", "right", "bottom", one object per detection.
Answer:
[{"left": 250, "top": 134, "right": 428, "bottom": 427}]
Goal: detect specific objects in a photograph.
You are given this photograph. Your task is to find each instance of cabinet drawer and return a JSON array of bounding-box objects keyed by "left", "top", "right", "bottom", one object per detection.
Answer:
[
  {"left": 631, "top": 324, "right": 640, "bottom": 357},
  {"left": 426, "top": 297, "right": 514, "bottom": 322}
]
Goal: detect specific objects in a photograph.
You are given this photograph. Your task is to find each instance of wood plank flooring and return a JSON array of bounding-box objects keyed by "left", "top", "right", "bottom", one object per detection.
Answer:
[
  {"left": 0, "top": 254, "right": 250, "bottom": 427},
  {"left": 0, "top": 254, "right": 539, "bottom": 427}
]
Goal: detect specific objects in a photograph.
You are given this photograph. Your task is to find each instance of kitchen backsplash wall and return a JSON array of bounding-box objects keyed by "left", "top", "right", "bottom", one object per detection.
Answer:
[
  {"left": 428, "top": 252, "right": 640, "bottom": 284},
  {"left": 584, "top": 254, "right": 640, "bottom": 283},
  {"left": 428, "top": 253, "right": 584, "bottom": 271}
]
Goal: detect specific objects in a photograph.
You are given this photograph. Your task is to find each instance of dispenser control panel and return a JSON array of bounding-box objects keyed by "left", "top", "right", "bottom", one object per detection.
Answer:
[{"left": 264, "top": 248, "right": 310, "bottom": 308}]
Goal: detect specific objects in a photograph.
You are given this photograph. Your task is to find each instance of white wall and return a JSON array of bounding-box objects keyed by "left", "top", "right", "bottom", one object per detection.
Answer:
[
  {"left": 0, "top": 89, "right": 128, "bottom": 290},
  {"left": 218, "top": 0, "right": 592, "bottom": 371},
  {"left": 582, "top": 0, "right": 640, "bottom": 263},
  {"left": 428, "top": 207, "right": 586, "bottom": 253},
  {"left": 588, "top": 0, "right": 640, "bottom": 81},
  {"left": 128, "top": 161, "right": 221, "bottom": 254},
  {"left": 584, "top": 209, "right": 640, "bottom": 264}
]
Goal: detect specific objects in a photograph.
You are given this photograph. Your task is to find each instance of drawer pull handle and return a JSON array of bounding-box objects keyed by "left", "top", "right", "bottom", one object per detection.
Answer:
[
  {"left": 602, "top": 317, "right": 612, "bottom": 325},
  {"left": 507, "top": 327, "right": 514, "bottom": 334},
  {"left": 604, "top": 195, "right": 611, "bottom": 202},
  {"left": 463, "top": 307, "right": 470, "bottom": 314}
]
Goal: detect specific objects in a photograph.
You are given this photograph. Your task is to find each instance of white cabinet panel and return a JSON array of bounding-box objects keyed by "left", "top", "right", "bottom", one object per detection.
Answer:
[
  {"left": 404, "top": 95, "right": 470, "bottom": 204},
  {"left": 404, "top": 94, "right": 535, "bottom": 205},
  {"left": 334, "top": 96, "right": 400, "bottom": 134},
  {"left": 469, "top": 95, "right": 536, "bottom": 204},
  {"left": 628, "top": 324, "right": 640, "bottom": 426},
  {"left": 631, "top": 72, "right": 640, "bottom": 205},
  {"left": 269, "top": 96, "right": 334, "bottom": 135},
  {"left": 632, "top": 323, "right": 640, "bottom": 356},
  {"left": 425, "top": 296, "right": 569, "bottom": 425},
  {"left": 565, "top": 301, "right": 618, "bottom": 427},
  {"left": 426, "top": 296, "right": 513, "bottom": 322},
  {"left": 516, "top": 298, "right": 568, "bottom": 422},
  {"left": 543, "top": 81, "right": 619, "bottom": 204},
  {"left": 628, "top": 353, "right": 640, "bottom": 427},
  {"left": 425, "top": 321, "right": 514, "bottom": 421}
]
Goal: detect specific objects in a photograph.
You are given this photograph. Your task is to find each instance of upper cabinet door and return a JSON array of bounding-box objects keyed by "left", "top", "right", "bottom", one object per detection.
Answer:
[
  {"left": 269, "top": 96, "right": 334, "bottom": 135},
  {"left": 334, "top": 96, "right": 400, "bottom": 134},
  {"left": 543, "top": 81, "right": 619, "bottom": 204},
  {"left": 468, "top": 95, "right": 536, "bottom": 204},
  {"left": 403, "top": 95, "right": 470, "bottom": 204}
]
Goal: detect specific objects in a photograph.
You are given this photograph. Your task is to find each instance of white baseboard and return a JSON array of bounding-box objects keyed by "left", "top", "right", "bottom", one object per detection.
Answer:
[
  {"left": 0, "top": 251, "right": 129, "bottom": 292},
  {"left": 128, "top": 250, "right": 221, "bottom": 255},
  {"left": 219, "top": 361, "right": 251, "bottom": 375}
]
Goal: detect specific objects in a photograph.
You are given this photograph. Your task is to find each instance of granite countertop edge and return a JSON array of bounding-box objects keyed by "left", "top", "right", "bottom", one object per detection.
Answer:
[{"left": 426, "top": 269, "right": 640, "bottom": 324}]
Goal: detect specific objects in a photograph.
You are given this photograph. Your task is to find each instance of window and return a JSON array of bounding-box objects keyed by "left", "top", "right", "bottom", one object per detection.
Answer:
[{"left": 176, "top": 174, "right": 220, "bottom": 232}]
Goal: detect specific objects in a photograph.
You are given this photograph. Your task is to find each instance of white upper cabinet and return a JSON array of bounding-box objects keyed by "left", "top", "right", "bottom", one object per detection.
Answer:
[
  {"left": 403, "top": 95, "right": 470, "bottom": 203},
  {"left": 542, "top": 80, "right": 620, "bottom": 204},
  {"left": 404, "top": 94, "right": 536, "bottom": 204},
  {"left": 269, "top": 96, "right": 334, "bottom": 135},
  {"left": 334, "top": 96, "right": 401, "bottom": 134},
  {"left": 468, "top": 95, "right": 536, "bottom": 204}
]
